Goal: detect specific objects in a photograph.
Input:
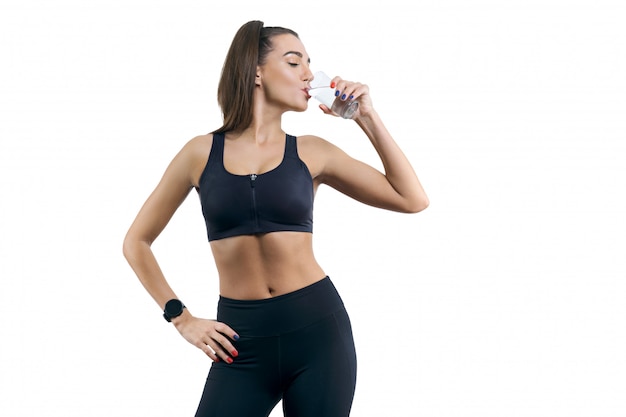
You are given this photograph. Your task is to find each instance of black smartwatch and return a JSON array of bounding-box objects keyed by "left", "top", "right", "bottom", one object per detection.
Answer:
[{"left": 163, "top": 299, "right": 186, "bottom": 322}]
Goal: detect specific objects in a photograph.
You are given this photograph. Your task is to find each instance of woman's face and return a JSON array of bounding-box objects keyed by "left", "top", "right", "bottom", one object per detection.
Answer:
[{"left": 257, "top": 34, "right": 314, "bottom": 113}]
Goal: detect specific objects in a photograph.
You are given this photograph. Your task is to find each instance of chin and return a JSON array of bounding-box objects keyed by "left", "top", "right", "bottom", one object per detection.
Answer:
[{"left": 290, "top": 102, "right": 308, "bottom": 113}]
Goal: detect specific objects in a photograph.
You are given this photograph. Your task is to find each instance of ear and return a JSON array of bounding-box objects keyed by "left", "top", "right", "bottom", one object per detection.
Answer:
[{"left": 255, "top": 66, "right": 262, "bottom": 87}]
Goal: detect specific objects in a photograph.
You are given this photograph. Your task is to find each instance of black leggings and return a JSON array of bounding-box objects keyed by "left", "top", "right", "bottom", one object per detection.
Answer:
[{"left": 194, "top": 277, "right": 357, "bottom": 417}]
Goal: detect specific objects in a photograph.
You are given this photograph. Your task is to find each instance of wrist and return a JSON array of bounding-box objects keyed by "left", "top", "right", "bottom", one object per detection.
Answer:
[
  {"left": 163, "top": 298, "right": 186, "bottom": 322},
  {"left": 171, "top": 308, "right": 192, "bottom": 328},
  {"left": 355, "top": 107, "right": 379, "bottom": 124},
  {"left": 355, "top": 109, "right": 384, "bottom": 133}
]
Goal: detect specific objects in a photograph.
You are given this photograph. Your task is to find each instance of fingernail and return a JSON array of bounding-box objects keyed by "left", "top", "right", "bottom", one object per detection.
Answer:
[
  {"left": 330, "top": 81, "right": 336, "bottom": 88},
  {"left": 214, "top": 357, "right": 220, "bottom": 363},
  {"left": 335, "top": 90, "right": 340, "bottom": 97},
  {"left": 233, "top": 334, "right": 240, "bottom": 341},
  {"left": 231, "top": 350, "right": 238, "bottom": 357},
  {"left": 349, "top": 95, "right": 354, "bottom": 100},
  {"left": 226, "top": 357, "right": 233, "bottom": 364},
  {"left": 341, "top": 94, "right": 346, "bottom": 100}
]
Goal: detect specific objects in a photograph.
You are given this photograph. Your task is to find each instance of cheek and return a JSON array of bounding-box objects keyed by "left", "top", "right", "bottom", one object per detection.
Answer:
[
  {"left": 265, "top": 81, "right": 296, "bottom": 102},
  {"left": 261, "top": 69, "right": 301, "bottom": 102}
]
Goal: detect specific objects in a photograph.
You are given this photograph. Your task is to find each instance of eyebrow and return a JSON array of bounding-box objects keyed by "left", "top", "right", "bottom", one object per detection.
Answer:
[{"left": 283, "top": 51, "right": 311, "bottom": 64}]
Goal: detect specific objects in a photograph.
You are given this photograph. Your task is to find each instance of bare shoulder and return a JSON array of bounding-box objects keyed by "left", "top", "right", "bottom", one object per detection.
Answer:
[
  {"left": 295, "top": 134, "right": 335, "bottom": 178},
  {"left": 296, "top": 134, "right": 335, "bottom": 151},
  {"left": 296, "top": 134, "right": 344, "bottom": 161},
  {"left": 180, "top": 133, "right": 214, "bottom": 187},
  {"left": 183, "top": 133, "right": 214, "bottom": 157},
  {"left": 296, "top": 134, "right": 349, "bottom": 179}
]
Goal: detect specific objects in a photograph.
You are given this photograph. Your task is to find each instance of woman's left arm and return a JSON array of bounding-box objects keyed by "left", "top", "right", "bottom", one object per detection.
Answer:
[{"left": 316, "top": 78, "right": 429, "bottom": 213}]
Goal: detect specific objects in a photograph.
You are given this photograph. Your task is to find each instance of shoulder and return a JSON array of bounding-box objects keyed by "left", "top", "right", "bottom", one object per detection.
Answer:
[
  {"left": 296, "top": 134, "right": 350, "bottom": 160},
  {"left": 295, "top": 134, "right": 341, "bottom": 154},
  {"left": 174, "top": 133, "right": 215, "bottom": 165},
  {"left": 170, "top": 133, "right": 215, "bottom": 187},
  {"left": 294, "top": 134, "right": 347, "bottom": 179},
  {"left": 182, "top": 133, "right": 214, "bottom": 155}
]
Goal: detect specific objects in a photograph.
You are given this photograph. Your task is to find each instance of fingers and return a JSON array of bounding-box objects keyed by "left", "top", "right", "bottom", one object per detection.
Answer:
[
  {"left": 200, "top": 321, "right": 240, "bottom": 364},
  {"left": 330, "top": 76, "right": 368, "bottom": 102},
  {"left": 318, "top": 103, "right": 334, "bottom": 116},
  {"left": 214, "top": 322, "right": 240, "bottom": 343},
  {"left": 198, "top": 342, "right": 221, "bottom": 362},
  {"left": 210, "top": 333, "right": 239, "bottom": 363}
]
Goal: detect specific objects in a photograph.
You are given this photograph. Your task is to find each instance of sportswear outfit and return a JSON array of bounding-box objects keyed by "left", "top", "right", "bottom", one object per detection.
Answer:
[{"left": 193, "top": 132, "right": 357, "bottom": 417}]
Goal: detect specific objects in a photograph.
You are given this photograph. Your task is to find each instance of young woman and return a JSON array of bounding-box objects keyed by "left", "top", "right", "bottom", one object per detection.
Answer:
[{"left": 123, "top": 20, "right": 428, "bottom": 417}]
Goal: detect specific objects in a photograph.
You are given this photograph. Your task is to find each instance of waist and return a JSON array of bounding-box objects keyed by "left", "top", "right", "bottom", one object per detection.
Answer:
[
  {"left": 211, "top": 232, "right": 326, "bottom": 299},
  {"left": 217, "top": 276, "right": 345, "bottom": 337}
]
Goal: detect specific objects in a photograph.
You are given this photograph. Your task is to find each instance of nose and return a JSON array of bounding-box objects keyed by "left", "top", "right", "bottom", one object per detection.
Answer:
[{"left": 303, "top": 66, "right": 314, "bottom": 84}]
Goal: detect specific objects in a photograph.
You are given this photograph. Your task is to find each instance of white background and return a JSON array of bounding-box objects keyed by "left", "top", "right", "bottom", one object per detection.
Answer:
[{"left": 1, "top": 0, "right": 625, "bottom": 416}]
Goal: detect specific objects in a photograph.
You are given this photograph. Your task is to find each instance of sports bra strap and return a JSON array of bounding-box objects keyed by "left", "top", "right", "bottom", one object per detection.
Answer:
[
  {"left": 285, "top": 134, "right": 298, "bottom": 159},
  {"left": 213, "top": 132, "right": 225, "bottom": 162}
]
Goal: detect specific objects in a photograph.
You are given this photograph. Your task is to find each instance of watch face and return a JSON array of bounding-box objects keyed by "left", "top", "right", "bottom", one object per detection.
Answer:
[{"left": 165, "top": 299, "right": 183, "bottom": 316}]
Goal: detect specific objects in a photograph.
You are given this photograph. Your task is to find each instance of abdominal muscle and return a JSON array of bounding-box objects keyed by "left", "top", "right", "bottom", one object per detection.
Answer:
[{"left": 209, "top": 231, "right": 327, "bottom": 300}]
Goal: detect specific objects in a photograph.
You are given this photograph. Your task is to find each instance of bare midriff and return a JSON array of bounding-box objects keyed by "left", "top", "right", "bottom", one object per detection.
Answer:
[{"left": 209, "top": 231, "right": 326, "bottom": 300}]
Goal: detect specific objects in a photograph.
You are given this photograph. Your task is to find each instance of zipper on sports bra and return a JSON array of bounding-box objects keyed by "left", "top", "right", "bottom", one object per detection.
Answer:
[{"left": 250, "top": 174, "right": 259, "bottom": 229}]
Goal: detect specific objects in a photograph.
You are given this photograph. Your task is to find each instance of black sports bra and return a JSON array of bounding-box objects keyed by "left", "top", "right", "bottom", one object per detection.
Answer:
[{"left": 197, "top": 132, "right": 314, "bottom": 241}]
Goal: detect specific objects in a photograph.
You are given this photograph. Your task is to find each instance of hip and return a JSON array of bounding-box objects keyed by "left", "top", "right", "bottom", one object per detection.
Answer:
[{"left": 216, "top": 276, "right": 346, "bottom": 337}]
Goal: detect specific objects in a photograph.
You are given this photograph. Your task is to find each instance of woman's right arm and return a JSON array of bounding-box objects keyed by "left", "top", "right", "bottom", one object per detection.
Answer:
[{"left": 122, "top": 135, "right": 239, "bottom": 363}]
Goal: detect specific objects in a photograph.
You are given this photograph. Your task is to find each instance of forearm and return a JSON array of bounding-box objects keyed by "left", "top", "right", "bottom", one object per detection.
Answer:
[
  {"left": 123, "top": 238, "right": 179, "bottom": 310},
  {"left": 355, "top": 110, "right": 429, "bottom": 212},
  {"left": 123, "top": 237, "right": 237, "bottom": 362}
]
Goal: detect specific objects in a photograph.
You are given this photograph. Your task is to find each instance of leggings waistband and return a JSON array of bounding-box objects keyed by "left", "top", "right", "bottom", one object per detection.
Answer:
[{"left": 217, "top": 276, "right": 345, "bottom": 337}]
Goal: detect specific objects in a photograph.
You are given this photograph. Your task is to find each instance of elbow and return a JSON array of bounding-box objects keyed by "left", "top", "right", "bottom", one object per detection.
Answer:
[
  {"left": 123, "top": 226, "right": 156, "bottom": 265},
  {"left": 122, "top": 232, "right": 148, "bottom": 263},
  {"left": 122, "top": 234, "right": 134, "bottom": 262},
  {"left": 404, "top": 195, "right": 429, "bottom": 214}
]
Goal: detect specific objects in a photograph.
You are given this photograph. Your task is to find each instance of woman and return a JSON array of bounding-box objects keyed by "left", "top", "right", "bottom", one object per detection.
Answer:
[{"left": 123, "top": 20, "right": 428, "bottom": 417}]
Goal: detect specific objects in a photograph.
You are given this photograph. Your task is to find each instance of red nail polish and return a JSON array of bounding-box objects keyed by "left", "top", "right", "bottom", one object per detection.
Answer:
[
  {"left": 226, "top": 357, "right": 233, "bottom": 364},
  {"left": 330, "top": 81, "right": 336, "bottom": 88},
  {"left": 231, "top": 350, "right": 239, "bottom": 357}
]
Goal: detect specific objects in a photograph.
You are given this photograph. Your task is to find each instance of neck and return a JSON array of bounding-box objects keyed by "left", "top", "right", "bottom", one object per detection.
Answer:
[{"left": 231, "top": 92, "right": 285, "bottom": 144}]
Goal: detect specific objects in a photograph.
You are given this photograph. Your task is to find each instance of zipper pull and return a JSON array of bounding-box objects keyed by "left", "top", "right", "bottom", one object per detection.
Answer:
[{"left": 250, "top": 174, "right": 257, "bottom": 187}]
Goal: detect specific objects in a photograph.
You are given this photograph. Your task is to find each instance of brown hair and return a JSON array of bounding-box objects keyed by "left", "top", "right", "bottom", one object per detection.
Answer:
[{"left": 213, "top": 21, "right": 299, "bottom": 134}]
